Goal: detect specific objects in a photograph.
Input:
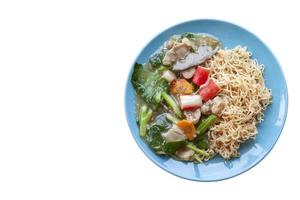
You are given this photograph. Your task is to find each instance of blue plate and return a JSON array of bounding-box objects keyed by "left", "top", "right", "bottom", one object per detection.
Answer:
[{"left": 124, "top": 19, "right": 288, "bottom": 181}]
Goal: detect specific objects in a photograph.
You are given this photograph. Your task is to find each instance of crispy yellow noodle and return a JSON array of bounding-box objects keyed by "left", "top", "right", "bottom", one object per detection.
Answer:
[{"left": 204, "top": 46, "right": 271, "bottom": 159}]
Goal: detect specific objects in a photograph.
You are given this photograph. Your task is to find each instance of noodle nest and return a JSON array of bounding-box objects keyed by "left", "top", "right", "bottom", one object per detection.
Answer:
[{"left": 204, "top": 46, "right": 271, "bottom": 159}]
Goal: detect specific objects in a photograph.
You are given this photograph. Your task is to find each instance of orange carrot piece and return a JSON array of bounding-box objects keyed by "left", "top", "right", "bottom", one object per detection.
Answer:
[
  {"left": 177, "top": 120, "right": 196, "bottom": 141},
  {"left": 170, "top": 79, "right": 194, "bottom": 95}
]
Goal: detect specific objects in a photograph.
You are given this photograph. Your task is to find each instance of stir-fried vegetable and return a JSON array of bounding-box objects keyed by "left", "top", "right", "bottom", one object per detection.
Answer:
[
  {"left": 166, "top": 113, "right": 179, "bottom": 124},
  {"left": 186, "top": 143, "right": 209, "bottom": 157},
  {"left": 138, "top": 104, "right": 153, "bottom": 137},
  {"left": 163, "top": 141, "right": 186, "bottom": 154},
  {"left": 146, "top": 115, "right": 186, "bottom": 155},
  {"left": 195, "top": 139, "right": 209, "bottom": 149},
  {"left": 196, "top": 114, "right": 218, "bottom": 135},
  {"left": 146, "top": 124, "right": 165, "bottom": 151},
  {"left": 194, "top": 154, "right": 203, "bottom": 163},
  {"left": 162, "top": 92, "right": 182, "bottom": 118},
  {"left": 146, "top": 114, "right": 171, "bottom": 150},
  {"left": 177, "top": 120, "right": 196, "bottom": 141},
  {"left": 149, "top": 50, "right": 165, "bottom": 68},
  {"left": 180, "top": 33, "right": 197, "bottom": 39},
  {"left": 170, "top": 79, "right": 194, "bottom": 94},
  {"left": 131, "top": 63, "right": 168, "bottom": 106},
  {"left": 131, "top": 33, "right": 225, "bottom": 162}
]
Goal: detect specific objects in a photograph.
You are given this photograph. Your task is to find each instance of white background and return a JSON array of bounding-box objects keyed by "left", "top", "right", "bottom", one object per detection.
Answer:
[{"left": 0, "top": 0, "right": 299, "bottom": 199}]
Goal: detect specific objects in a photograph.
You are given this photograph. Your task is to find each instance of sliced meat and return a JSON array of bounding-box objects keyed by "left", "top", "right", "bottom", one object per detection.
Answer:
[
  {"left": 184, "top": 108, "right": 201, "bottom": 124},
  {"left": 163, "top": 50, "right": 177, "bottom": 66},
  {"left": 162, "top": 125, "right": 187, "bottom": 143},
  {"left": 200, "top": 96, "right": 225, "bottom": 115},
  {"left": 181, "top": 37, "right": 193, "bottom": 47},
  {"left": 211, "top": 96, "right": 225, "bottom": 115},
  {"left": 163, "top": 43, "right": 190, "bottom": 66},
  {"left": 176, "top": 147, "right": 195, "bottom": 161},
  {"left": 173, "top": 43, "right": 190, "bottom": 59},
  {"left": 181, "top": 67, "right": 196, "bottom": 79},
  {"left": 201, "top": 100, "right": 212, "bottom": 115},
  {"left": 165, "top": 39, "right": 175, "bottom": 49},
  {"left": 173, "top": 46, "right": 216, "bottom": 71}
]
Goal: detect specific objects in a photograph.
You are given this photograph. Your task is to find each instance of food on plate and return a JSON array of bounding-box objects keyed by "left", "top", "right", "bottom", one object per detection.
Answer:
[{"left": 131, "top": 33, "right": 271, "bottom": 162}]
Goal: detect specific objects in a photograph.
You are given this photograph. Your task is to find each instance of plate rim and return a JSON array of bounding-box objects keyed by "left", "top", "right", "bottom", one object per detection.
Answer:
[{"left": 124, "top": 19, "right": 289, "bottom": 182}]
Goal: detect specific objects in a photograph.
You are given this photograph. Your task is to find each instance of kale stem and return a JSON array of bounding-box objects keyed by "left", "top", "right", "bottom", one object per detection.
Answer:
[
  {"left": 196, "top": 114, "right": 217, "bottom": 135},
  {"left": 166, "top": 113, "right": 179, "bottom": 124},
  {"left": 139, "top": 105, "right": 153, "bottom": 137},
  {"left": 186, "top": 143, "right": 209, "bottom": 157},
  {"left": 194, "top": 154, "right": 203, "bottom": 163},
  {"left": 162, "top": 92, "right": 182, "bottom": 118}
]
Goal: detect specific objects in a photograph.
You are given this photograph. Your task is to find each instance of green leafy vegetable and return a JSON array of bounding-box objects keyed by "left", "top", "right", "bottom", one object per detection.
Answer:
[
  {"left": 196, "top": 114, "right": 218, "bottom": 135},
  {"left": 180, "top": 32, "right": 196, "bottom": 39},
  {"left": 138, "top": 104, "right": 153, "bottom": 137},
  {"left": 157, "top": 66, "right": 169, "bottom": 73},
  {"left": 195, "top": 138, "right": 209, "bottom": 149},
  {"left": 149, "top": 50, "right": 165, "bottom": 68},
  {"left": 131, "top": 63, "right": 168, "bottom": 106},
  {"left": 146, "top": 114, "right": 171, "bottom": 151},
  {"left": 155, "top": 114, "right": 173, "bottom": 130},
  {"left": 146, "top": 114, "right": 185, "bottom": 155},
  {"left": 146, "top": 124, "right": 165, "bottom": 150},
  {"left": 162, "top": 141, "right": 186, "bottom": 154},
  {"left": 166, "top": 113, "right": 179, "bottom": 124}
]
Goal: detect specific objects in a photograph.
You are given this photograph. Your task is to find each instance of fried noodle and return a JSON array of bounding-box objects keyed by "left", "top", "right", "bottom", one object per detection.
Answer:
[{"left": 204, "top": 46, "right": 271, "bottom": 159}]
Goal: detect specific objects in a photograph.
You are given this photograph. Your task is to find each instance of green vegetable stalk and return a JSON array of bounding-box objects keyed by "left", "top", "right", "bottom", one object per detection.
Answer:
[
  {"left": 196, "top": 114, "right": 217, "bottom": 135},
  {"left": 139, "top": 105, "right": 153, "bottom": 137},
  {"left": 165, "top": 113, "right": 179, "bottom": 124},
  {"left": 186, "top": 143, "right": 209, "bottom": 157},
  {"left": 161, "top": 92, "right": 182, "bottom": 118},
  {"left": 194, "top": 154, "right": 203, "bottom": 163}
]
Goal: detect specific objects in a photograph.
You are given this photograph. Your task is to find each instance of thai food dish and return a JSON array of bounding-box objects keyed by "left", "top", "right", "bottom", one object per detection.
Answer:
[{"left": 131, "top": 33, "right": 271, "bottom": 162}]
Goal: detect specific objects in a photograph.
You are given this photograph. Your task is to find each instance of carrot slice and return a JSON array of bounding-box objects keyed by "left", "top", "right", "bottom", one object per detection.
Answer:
[
  {"left": 170, "top": 79, "right": 194, "bottom": 95},
  {"left": 177, "top": 120, "right": 196, "bottom": 141}
]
